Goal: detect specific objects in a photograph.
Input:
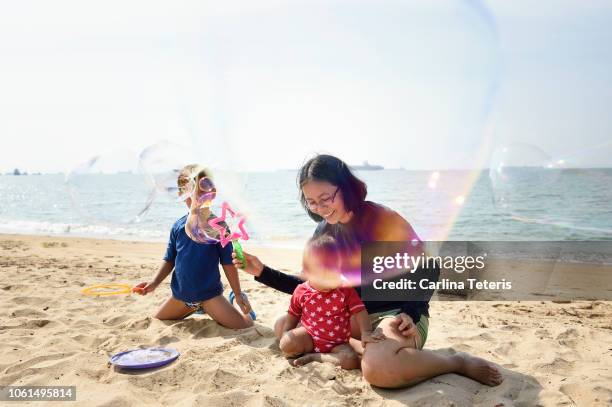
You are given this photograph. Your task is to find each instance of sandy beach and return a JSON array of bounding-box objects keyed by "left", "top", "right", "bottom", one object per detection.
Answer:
[{"left": 1, "top": 233, "right": 611, "bottom": 406}]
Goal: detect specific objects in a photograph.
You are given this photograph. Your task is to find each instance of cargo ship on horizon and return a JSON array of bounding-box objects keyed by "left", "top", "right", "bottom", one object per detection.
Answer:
[{"left": 350, "top": 161, "right": 384, "bottom": 171}]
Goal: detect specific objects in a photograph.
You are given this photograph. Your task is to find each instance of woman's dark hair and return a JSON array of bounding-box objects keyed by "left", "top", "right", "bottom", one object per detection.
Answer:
[{"left": 298, "top": 154, "right": 367, "bottom": 222}]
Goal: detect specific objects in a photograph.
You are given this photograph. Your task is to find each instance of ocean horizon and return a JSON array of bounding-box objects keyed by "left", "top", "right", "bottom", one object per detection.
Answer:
[{"left": 1, "top": 169, "right": 611, "bottom": 249}]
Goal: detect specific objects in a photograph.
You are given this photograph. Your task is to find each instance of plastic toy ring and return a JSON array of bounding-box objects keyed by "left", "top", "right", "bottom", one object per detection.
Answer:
[{"left": 81, "top": 283, "right": 133, "bottom": 296}]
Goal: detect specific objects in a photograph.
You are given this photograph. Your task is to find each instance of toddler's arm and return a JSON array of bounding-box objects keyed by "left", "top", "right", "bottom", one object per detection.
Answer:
[
  {"left": 354, "top": 310, "right": 386, "bottom": 347},
  {"left": 282, "top": 313, "right": 300, "bottom": 334}
]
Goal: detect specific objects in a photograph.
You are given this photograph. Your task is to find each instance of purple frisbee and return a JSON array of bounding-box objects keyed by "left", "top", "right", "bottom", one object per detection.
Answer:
[{"left": 109, "top": 348, "right": 179, "bottom": 370}]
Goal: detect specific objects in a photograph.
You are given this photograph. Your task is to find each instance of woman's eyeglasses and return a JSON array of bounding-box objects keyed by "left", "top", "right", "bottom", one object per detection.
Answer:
[{"left": 306, "top": 187, "right": 340, "bottom": 211}]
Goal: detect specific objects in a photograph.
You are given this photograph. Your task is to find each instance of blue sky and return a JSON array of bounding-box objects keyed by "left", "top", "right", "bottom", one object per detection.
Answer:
[{"left": 0, "top": 0, "right": 611, "bottom": 172}]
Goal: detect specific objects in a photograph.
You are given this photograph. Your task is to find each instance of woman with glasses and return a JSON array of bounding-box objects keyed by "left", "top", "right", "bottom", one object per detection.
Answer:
[{"left": 233, "top": 154, "right": 502, "bottom": 389}]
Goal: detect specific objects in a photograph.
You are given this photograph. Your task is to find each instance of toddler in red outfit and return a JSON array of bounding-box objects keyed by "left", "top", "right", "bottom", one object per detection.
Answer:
[{"left": 279, "top": 235, "right": 385, "bottom": 368}]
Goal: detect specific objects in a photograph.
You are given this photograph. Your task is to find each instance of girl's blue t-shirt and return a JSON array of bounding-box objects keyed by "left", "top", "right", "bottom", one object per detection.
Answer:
[{"left": 163, "top": 214, "right": 233, "bottom": 302}]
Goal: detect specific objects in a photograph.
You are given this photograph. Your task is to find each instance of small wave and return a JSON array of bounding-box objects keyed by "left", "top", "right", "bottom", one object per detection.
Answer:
[
  {"left": 0, "top": 217, "right": 308, "bottom": 249},
  {"left": 0, "top": 218, "right": 167, "bottom": 242}
]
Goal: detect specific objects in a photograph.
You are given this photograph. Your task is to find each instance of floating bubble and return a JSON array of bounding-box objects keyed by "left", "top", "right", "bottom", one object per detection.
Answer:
[
  {"left": 489, "top": 143, "right": 558, "bottom": 210},
  {"left": 188, "top": 176, "right": 217, "bottom": 205},
  {"left": 418, "top": 171, "right": 476, "bottom": 241},
  {"left": 185, "top": 197, "right": 250, "bottom": 266},
  {"left": 184, "top": 209, "right": 220, "bottom": 244},
  {"left": 184, "top": 169, "right": 219, "bottom": 243},
  {"left": 427, "top": 172, "right": 441, "bottom": 189},
  {"left": 185, "top": 198, "right": 249, "bottom": 247},
  {"left": 489, "top": 142, "right": 612, "bottom": 238},
  {"left": 453, "top": 195, "right": 466, "bottom": 206},
  {"left": 138, "top": 140, "right": 197, "bottom": 202},
  {"left": 178, "top": 167, "right": 250, "bottom": 247},
  {"left": 182, "top": 0, "right": 502, "bottom": 246},
  {"left": 66, "top": 149, "right": 152, "bottom": 224},
  {"left": 137, "top": 141, "right": 252, "bottom": 236}
]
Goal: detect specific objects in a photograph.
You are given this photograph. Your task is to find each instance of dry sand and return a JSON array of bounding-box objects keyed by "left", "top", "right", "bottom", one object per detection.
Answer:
[{"left": 1, "top": 234, "right": 611, "bottom": 406}]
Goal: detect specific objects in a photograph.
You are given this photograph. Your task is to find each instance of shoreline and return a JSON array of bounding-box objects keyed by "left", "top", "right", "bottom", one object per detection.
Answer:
[{"left": 0, "top": 230, "right": 307, "bottom": 251}]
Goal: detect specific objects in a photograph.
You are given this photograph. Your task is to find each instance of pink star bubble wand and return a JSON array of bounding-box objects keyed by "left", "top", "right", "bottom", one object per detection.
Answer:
[{"left": 207, "top": 201, "right": 249, "bottom": 266}]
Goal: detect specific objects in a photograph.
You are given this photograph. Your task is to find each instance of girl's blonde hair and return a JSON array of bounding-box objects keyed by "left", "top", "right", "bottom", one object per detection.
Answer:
[{"left": 177, "top": 164, "right": 210, "bottom": 195}]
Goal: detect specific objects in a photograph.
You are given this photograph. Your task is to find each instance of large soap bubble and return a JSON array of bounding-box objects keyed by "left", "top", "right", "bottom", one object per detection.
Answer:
[
  {"left": 181, "top": 0, "right": 502, "bottom": 246},
  {"left": 183, "top": 173, "right": 251, "bottom": 264},
  {"left": 65, "top": 149, "right": 152, "bottom": 224},
  {"left": 489, "top": 142, "right": 612, "bottom": 238},
  {"left": 175, "top": 164, "right": 250, "bottom": 252},
  {"left": 138, "top": 140, "right": 197, "bottom": 202}
]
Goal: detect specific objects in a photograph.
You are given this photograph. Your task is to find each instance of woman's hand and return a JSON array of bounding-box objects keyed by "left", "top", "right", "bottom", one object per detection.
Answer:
[
  {"left": 132, "top": 281, "right": 158, "bottom": 295},
  {"left": 232, "top": 251, "right": 264, "bottom": 277},
  {"left": 234, "top": 292, "right": 253, "bottom": 315},
  {"left": 389, "top": 313, "right": 417, "bottom": 338},
  {"left": 361, "top": 327, "right": 386, "bottom": 347}
]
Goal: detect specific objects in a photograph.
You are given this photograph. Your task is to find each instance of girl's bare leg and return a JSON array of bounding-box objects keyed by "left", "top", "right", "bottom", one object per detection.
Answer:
[
  {"left": 201, "top": 295, "right": 253, "bottom": 329},
  {"left": 154, "top": 297, "right": 197, "bottom": 320}
]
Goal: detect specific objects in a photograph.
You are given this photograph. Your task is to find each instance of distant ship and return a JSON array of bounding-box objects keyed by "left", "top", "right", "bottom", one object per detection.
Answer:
[{"left": 350, "top": 161, "right": 384, "bottom": 171}]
